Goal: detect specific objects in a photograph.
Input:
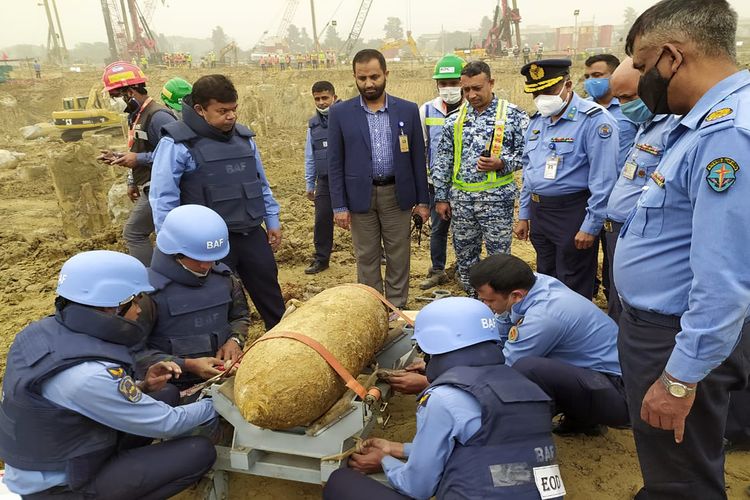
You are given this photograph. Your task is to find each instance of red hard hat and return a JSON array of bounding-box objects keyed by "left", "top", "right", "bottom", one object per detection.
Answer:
[{"left": 101, "top": 61, "right": 147, "bottom": 92}]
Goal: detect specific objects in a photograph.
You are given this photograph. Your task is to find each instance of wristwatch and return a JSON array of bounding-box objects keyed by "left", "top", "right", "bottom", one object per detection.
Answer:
[
  {"left": 229, "top": 336, "right": 243, "bottom": 348},
  {"left": 659, "top": 372, "right": 696, "bottom": 398}
]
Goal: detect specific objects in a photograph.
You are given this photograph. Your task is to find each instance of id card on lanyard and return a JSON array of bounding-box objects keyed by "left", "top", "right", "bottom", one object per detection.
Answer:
[{"left": 127, "top": 97, "right": 153, "bottom": 150}]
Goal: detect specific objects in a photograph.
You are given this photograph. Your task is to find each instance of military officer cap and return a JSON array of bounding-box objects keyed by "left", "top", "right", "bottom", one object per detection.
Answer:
[{"left": 520, "top": 59, "right": 572, "bottom": 93}]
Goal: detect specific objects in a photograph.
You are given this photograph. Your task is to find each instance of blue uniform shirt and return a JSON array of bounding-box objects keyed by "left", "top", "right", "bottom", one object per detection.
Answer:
[
  {"left": 506, "top": 273, "right": 622, "bottom": 376},
  {"left": 3, "top": 360, "right": 217, "bottom": 495},
  {"left": 381, "top": 385, "right": 481, "bottom": 499},
  {"left": 519, "top": 92, "right": 619, "bottom": 235},
  {"left": 614, "top": 70, "right": 750, "bottom": 383},
  {"left": 149, "top": 136, "right": 281, "bottom": 231},
  {"left": 589, "top": 97, "right": 639, "bottom": 174},
  {"left": 606, "top": 115, "right": 677, "bottom": 223},
  {"left": 360, "top": 95, "right": 394, "bottom": 179},
  {"left": 304, "top": 127, "right": 316, "bottom": 192}
]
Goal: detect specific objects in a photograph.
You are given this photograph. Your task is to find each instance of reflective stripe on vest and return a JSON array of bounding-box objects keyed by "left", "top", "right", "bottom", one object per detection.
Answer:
[
  {"left": 425, "top": 116, "right": 445, "bottom": 126},
  {"left": 452, "top": 100, "right": 514, "bottom": 192}
]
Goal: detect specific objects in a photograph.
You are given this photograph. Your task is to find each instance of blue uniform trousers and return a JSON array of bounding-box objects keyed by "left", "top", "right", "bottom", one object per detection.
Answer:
[
  {"left": 21, "top": 385, "right": 215, "bottom": 500},
  {"left": 323, "top": 468, "right": 411, "bottom": 500},
  {"left": 222, "top": 228, "right": 285, "bottom": 330},
  {"left": 618, "top": 304, "right": 750, "bottom": 500},
  {"left": 428, "top": 184, "right": 450, "bottom": 272},
  {"left": 313, "top": 175, "right": 334, "bottom": 265},
  {"left": 529, "top": 190, "right": 597, "bottom": 299},
  {"left": 604, "top": 221, "right": 624, "bottom": 323},
  {"left": 512, "top": 356, "right": 629, "bottom": 427},
  {"left": 726, "top": 388, "right": 750, "bottom": 446}
]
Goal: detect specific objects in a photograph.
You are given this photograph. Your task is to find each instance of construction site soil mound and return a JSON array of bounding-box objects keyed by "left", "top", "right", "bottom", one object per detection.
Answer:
[{"left": 1, "top": 64, "right": 748, "bottom": 499}]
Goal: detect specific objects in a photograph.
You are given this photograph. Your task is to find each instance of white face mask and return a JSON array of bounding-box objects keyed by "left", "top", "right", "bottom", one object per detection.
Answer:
[
  {"left": 316, "top": 106, "right": 330, "bottom": 115},
  {"left": 534, "top": 83, "right": 569, "bottom": 117},
  {"left": 438, "top": 86, "right": 462, "bottom": 105}
]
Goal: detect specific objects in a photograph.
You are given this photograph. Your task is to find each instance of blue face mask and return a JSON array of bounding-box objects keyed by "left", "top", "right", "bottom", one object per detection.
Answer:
[
  {"left": 620, "top": 98, "right": 655, "bottom": 124},
  {"left": 584, "top": 77, "right": 610, "bottom": 100}
]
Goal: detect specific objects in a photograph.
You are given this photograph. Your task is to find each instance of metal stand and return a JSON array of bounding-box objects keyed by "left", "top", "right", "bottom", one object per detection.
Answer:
[{"left": 206, "top": 327, "right": 416, "bottom": 497}]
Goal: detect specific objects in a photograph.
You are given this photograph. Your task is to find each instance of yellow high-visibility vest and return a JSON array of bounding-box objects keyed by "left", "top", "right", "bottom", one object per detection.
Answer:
[{"left": 452, "top": 99, "right": 514, "bottom": 192}]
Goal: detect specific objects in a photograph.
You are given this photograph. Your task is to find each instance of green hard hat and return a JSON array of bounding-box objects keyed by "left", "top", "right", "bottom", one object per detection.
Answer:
[
  {"left": 432, "top": 54, "right": 466, "bottom": 80},
  {"left": 161, "top": 77, "right": 192, "bottom": 112}
]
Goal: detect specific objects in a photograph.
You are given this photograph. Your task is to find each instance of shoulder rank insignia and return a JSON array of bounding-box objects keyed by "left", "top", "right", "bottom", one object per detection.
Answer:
[
  {"left": 508, "top": 326, "right": 519, "bottom": 343},
  {"left": 705, "top": 108, "right": 733, "bottom": 122},
  {"left": 706, "top": 157, "right": 739, "bottom": 192},
  {"left": 650, "top": 171, "right": 665, "bottom": 188},
  {"left": 107, "top": 367, "right": 125, "bottom": 380},
  {"left": 118, "top": 376, "right": 143, "bottom": 403},
  {"left": 418, "top": 392, "right": 431, "bottom": 407},
  {"left": 598, "top": 124, "right": 612, "bottom": 139},
  {"left": 583, "top": 107, "right": 602, "bottom": 117}
]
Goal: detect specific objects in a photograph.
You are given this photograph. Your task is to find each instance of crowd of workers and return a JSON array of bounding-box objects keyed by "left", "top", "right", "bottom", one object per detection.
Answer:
[
  {"left": 1, "top": 0, "right": 749, "bottom": 498},
  {"left": 259, "top": 50, "right": 338, "bottom": 72}
]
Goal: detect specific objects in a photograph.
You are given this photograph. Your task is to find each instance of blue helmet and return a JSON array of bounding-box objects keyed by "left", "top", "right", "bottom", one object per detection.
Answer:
[
  {"left": 413, "top": 297, "right": 500, "bottom": 355},
  {"left": 56, "top": 250, "right": 155, "bottom": 307},
  {"left": 156, "top": 204, "right": 230, "bottom": 261}
]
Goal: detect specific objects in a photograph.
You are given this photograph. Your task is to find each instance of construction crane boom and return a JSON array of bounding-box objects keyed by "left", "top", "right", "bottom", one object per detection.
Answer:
[
  {"left": 340, "top": 0, "right": 374, "bottom": 61},
  {"left": 276, "top": 0, "right": 302, "bottom": 38},
  {"left": 483, "top": 0, "right": 522, "bottom": 56}
]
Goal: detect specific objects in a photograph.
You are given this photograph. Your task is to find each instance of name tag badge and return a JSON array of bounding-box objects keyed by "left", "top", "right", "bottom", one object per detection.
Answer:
[
  {"left": 134, "top": 130, "right": 149, "bottom": 140},
  {"left": 399, "top": 134, "right": 409, "bottom": 153},
  {"left": 533, "top": 464, "right": 566, "bottom": 500},
  {"left": 622, "top": 161, "right": 638, "bottom": 180},
  {"left": 322, "top": 140, "right": 328, "bottom": 148},
  {"left": 544, "top": 156, "right": 560, "bottom": 180}
]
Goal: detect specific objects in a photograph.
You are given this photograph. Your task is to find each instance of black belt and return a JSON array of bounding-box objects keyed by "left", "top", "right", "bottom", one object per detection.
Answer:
[
  {"left": 530, "top": 189, "right": 589, "bottom": 207},
  {"left": 621, "top": 301, "right": 682, "bottom": 329},
  {"left": 372, "top": 176, "right": 396, "bottom": 186},
  {"left": 603, "top": 219, "right": 623, "bottom": 233}
]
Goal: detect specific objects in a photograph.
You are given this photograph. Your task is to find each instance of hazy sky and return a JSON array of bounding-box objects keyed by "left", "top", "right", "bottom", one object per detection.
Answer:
[{"left": 5, "top": 0, "right": 750, "bottom": 49}]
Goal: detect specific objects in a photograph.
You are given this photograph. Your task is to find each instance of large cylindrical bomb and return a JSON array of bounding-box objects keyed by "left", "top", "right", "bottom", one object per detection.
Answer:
[{"left": 234, "top": 285, "right": 389, "bottom": 429}]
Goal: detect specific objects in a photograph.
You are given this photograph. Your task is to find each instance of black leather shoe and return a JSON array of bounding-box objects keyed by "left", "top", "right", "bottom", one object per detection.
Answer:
[{"left": 304, "top": 260, "right": 329, "bottom": 274}]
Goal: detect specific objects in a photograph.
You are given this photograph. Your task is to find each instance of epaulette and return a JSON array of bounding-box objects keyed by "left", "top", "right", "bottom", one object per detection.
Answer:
[
  {"left": 699, "top": 95, "right": 738, "bottom": 132},
  {"left": 583, "top": 107, "right": 603, "bottom": 117}
]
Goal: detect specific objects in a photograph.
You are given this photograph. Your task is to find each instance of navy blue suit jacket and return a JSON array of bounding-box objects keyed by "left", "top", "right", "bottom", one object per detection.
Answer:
[{"left": 327, "top": 94, "right": 429, "bottom": 213}]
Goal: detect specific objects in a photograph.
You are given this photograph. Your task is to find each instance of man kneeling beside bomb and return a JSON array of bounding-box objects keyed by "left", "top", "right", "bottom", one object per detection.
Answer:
[
  {"left": 134, "top": 204, "right": 250, "bottom": 394},
  {"left": 323, "top": 297, "right": 564, "bottom": 500}
]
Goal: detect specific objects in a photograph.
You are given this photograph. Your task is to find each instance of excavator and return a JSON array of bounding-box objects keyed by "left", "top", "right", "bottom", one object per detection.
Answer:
[
  {"left": 52, "top": 85, "right": 127, "bottom": 142},
  {"left": 379, "top": 31, "right": 423, "bottom": 62}
]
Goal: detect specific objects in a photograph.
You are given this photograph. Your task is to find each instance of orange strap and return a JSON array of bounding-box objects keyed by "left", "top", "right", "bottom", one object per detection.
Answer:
[
  {"left": 127, "top": 97, "right": 153, "bottom": 149},
  {"left": 250, "top": 331, "right": 369, "bottom": 400},
  {"left": 346, "top": 284, "right": 415, "bottom": 327}
]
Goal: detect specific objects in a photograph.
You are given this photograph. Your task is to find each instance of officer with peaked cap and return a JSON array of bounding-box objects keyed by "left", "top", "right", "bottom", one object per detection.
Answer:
[
  {"left": 323, "top": 297, "right": 563, "bottom": 500},
  {"left": 514, "top": 59, "right": 618, "bottom": 299}
]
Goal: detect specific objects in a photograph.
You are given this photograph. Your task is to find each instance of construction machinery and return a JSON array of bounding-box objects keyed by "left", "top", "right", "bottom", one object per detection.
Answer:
[
  {"left": 100, "top": 0, "right": 162, "bottom": 63},
  {"left": 219, "top": 42, "right": 239, "bottom": 65},
  {"left": 52, "top": 86, "right": 126, "bottom": 142},
  {"left": 339, "top": 0, "right": 375, "bottom": 63},
  {"left": 379, "top": 31, "right": 423, "bottom": 62},
  {"left": 483, "top": 0, "right": 522, "bottom": 57},
  {"left": 253, "top": 0, "right": 302, "bottom": 53},
  {"left": 41, "top": 0, "right": 68, "bottom": 66}
]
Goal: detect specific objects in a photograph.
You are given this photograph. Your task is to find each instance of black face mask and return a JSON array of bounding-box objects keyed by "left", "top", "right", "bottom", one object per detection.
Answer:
[
  {"left": 638, "top": 50, "right": 677, "bottom": 115},
  {"left": 124, "top": 95, "right": 140, "bottom": 114}
]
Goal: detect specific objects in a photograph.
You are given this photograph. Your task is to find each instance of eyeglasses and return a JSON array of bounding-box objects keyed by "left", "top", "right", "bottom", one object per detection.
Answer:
[{"left": 117, "top": 292, "right": 144, "bottom": 317}]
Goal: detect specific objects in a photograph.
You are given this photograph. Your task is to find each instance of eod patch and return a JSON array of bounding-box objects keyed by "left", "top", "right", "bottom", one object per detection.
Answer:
[{"left": 705, "top": 157, "right": 739, "bottom": 193}]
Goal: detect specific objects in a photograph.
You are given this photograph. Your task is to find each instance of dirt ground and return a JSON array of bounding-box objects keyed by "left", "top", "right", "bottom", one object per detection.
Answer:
[{"left": 0, "top": 63, "right": 748, "bottom": 499}]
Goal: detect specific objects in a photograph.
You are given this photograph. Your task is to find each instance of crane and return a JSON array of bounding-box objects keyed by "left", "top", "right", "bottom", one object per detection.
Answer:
[
  {"left": 253, "top": 0, "right": 301, "bottom": 52},
  {"left": 340, "top": 0, "right": 374, "bottom": 62},
  {"left": 100, "top": 0, "right": 161, "bottom": 62},
  {"left": 483, "top": 0, "right": 522, "bottom": 57}
]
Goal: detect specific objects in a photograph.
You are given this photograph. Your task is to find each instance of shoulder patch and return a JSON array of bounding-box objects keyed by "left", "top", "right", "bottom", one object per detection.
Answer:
[
  {"left": 508, "top": 326, "right": 519, "bottom": 343},
  {"left": 583, "top": 107, "right": 603, "bottom": 117},
  {"left": 107, "top": 367, "right": 126, "bottom": 380},
  {"left": 705, "top": 108, "right": 732, "bottom": 122},
  {"left": 705, "top": 157, "right": 739, "bottom": 193},
  {"left": 118, "top": 376, "right": 143, "bottom": 403},
  {"left": 418, "top": 392, "right": 431, "bottom": 407},
  {"left": 598, "top": 123, "right": 612, "bottom": 139}
]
